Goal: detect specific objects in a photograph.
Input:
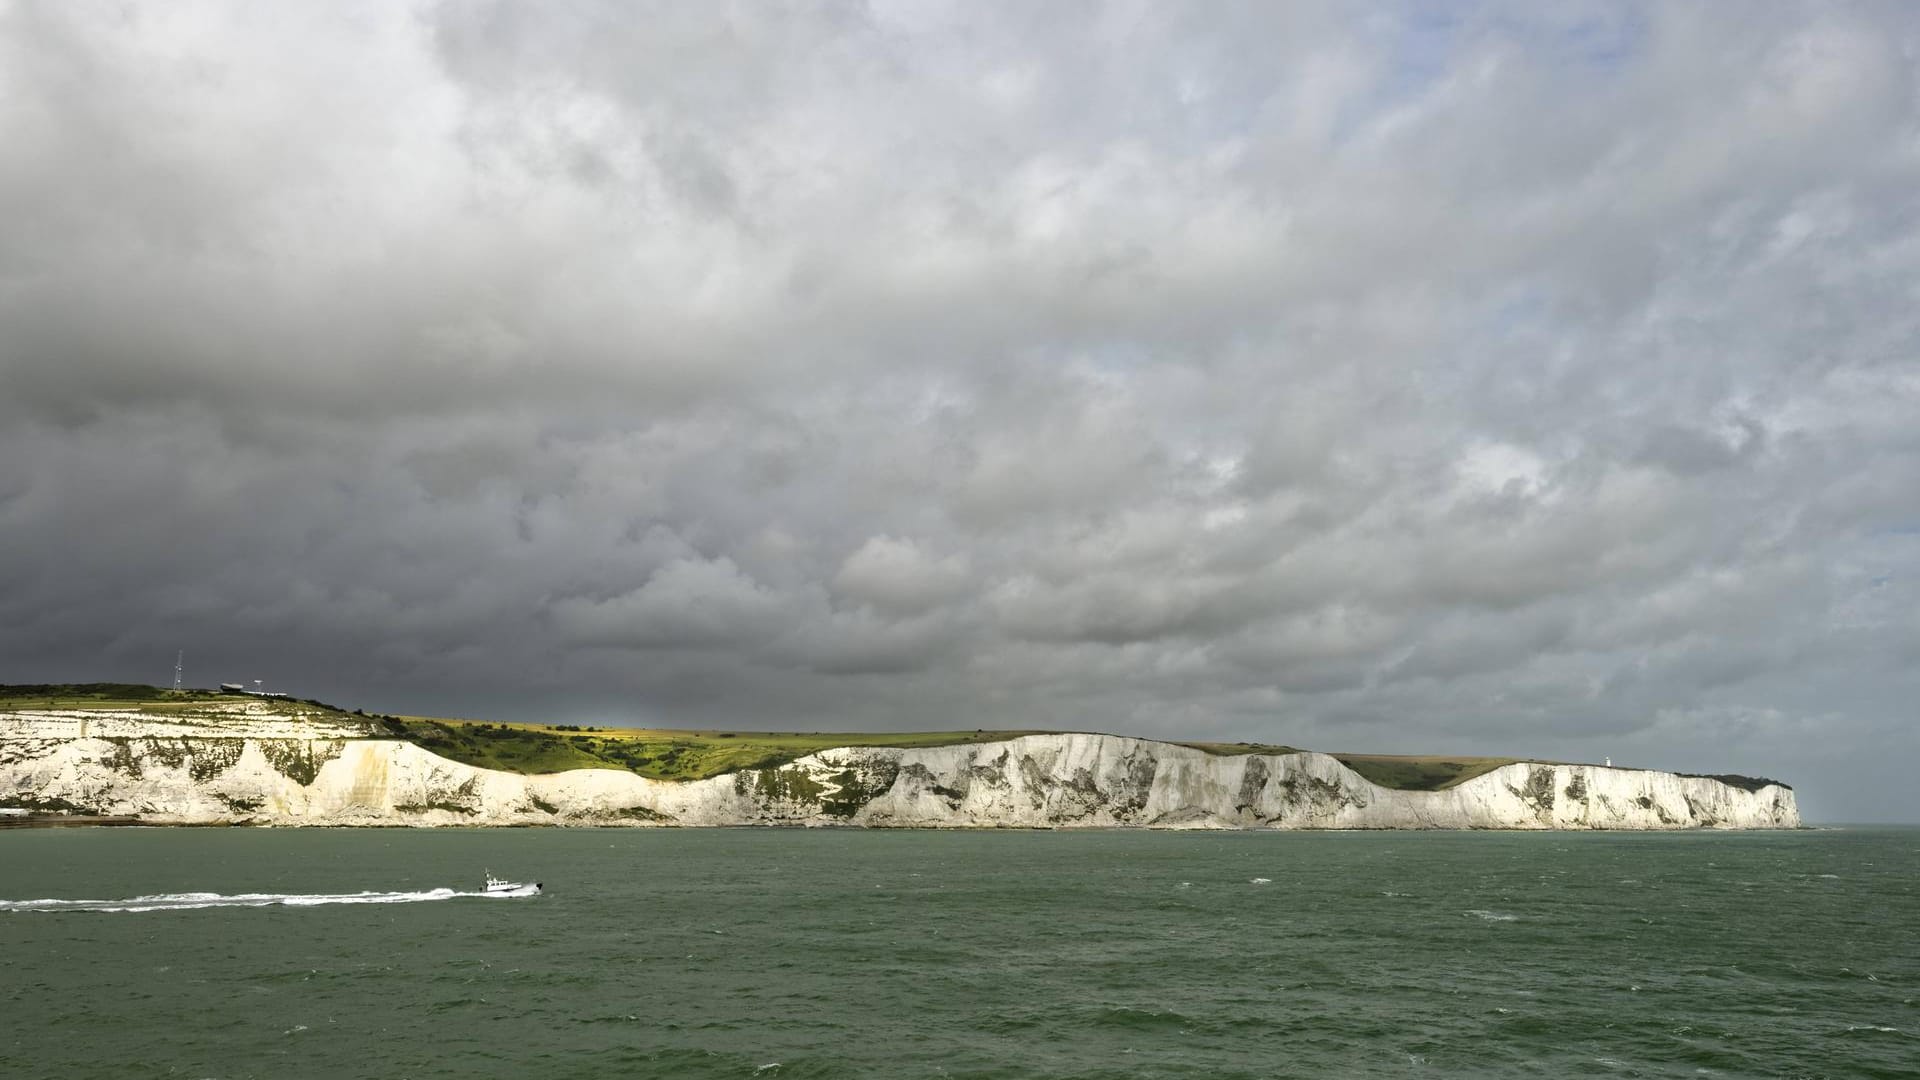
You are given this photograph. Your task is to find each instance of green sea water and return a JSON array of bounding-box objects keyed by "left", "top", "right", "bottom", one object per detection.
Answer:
[{"left": 1, "top": 827, "right": 1914, "bottom": 1079}]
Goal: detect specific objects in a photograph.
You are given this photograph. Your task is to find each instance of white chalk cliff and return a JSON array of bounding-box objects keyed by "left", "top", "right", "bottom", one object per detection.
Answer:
[{"left": 0, "top": 707, "right": 1799, "bottom": 829}]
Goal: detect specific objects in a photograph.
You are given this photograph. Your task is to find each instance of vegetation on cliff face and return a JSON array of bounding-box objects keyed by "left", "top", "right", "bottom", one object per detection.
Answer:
[{"left": 256, "top": 739, "right": 345, "bottom": 786}]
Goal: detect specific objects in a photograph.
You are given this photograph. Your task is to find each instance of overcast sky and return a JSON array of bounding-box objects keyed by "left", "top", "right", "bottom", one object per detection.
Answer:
[{"left": 2, "top": 2, "right": 1916, "bottom": 820}]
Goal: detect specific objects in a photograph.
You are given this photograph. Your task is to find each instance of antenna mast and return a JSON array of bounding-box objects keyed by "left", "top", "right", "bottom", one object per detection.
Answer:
[{"left": 173, "top": 651, "right": 183, "bottom": 692}]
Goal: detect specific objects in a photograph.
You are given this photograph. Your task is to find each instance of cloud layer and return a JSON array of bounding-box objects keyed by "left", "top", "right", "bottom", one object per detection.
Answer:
[{"left": 3, "top": 1, "right": 1917, "bottom": 819}]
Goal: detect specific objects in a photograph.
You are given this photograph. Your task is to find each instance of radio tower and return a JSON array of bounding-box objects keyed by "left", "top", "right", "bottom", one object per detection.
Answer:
[{"left": 173, "top": 651, "right": 183, "bottom": 692}]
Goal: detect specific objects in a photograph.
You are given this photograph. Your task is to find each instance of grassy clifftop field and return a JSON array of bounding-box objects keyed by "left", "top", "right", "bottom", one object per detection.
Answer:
[
  {"left": 0, "top": 683, "right": 1567, "bottom": 792},
  {"left": 382, "top": 717, "right": 1064, "bottom": 784},
  {"left": 0, "top": 683, "right": 373, "bottom": 727},
  {"left": 0, "top": 682, "right": 335, "bottom": 712}
]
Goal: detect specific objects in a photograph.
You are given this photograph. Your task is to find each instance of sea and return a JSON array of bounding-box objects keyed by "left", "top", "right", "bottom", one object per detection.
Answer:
[{"left": 1, "top": 827, "right": 1914, "bottom": 1079}]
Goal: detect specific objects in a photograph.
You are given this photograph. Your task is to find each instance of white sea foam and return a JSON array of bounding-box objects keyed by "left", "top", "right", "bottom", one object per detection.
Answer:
[
  {"left": 1463, "top": 909, "right": 1517, "bottom": 922},
  {"left": 0, "top": 887, "right": 532, "bottom": 913}
]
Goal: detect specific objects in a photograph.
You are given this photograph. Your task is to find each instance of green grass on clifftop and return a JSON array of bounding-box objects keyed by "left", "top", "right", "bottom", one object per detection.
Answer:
[
  {"left": 1331, "top": 754, "right": 1523, "bottom": 791},
  {"left": 1174, "top": 740, "right": 1304, "bottom": 757},
  {"left": 0, "top": 683, "right": 368, "bottom": 726},
  {"left": 1158, "top": 739, "right": 1515, "bottom": 791},
  {"left": 381, "top": 718, "right": 1056, "bottom": 783}
]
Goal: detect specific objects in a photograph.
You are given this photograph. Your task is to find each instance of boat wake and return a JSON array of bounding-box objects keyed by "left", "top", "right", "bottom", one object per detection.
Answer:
[{"left": 1, "top": 887, "right": 535, "bottom": 914}]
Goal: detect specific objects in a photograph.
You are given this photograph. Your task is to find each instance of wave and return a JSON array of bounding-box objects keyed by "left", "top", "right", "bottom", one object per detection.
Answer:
[
  {"left": 1463, "top": 909, "right": 1517, "bottom": 922},
  {"left": 1, "top": 887, "right": 530, "bottom": 913}
]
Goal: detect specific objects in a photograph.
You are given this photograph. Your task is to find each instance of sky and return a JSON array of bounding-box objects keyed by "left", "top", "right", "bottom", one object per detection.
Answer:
[{"left": 2, "top": 1, "right": 1917, "bottom": 821}]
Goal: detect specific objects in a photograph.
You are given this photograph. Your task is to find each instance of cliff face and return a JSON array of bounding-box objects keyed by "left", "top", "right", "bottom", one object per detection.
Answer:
[{"left": 0, "top": 711, "right": 1799, "bottom": 829}]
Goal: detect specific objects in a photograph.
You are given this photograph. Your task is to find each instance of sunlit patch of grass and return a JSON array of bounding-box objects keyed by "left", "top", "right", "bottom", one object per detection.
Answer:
[
  {"left": 1, "top": 684, "right": 230, "bottom": 712},
  {"left": 382, "top": 718, "right": 1057, "bottom": 782},
  {"left": 0, "top": 683, "right": 365, "bottom": 724}
]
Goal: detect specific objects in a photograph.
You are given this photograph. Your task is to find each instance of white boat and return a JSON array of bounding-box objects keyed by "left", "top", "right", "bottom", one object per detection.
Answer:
[{"left": 483, "top": 871, "right": 542, "bottom": 896}]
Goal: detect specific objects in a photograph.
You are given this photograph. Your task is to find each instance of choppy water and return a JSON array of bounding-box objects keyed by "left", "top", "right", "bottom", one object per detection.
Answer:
[{"left": 2, "top": 827, "right": 1914, "bottom": 1079}]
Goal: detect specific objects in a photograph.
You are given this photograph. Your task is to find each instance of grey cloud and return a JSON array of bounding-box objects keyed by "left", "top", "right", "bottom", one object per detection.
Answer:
[
  {"left": 1634, "top": 420, "right": 1764, "bottom": 476},
  {"left": 772, "top": 606, "right": 967, "bottom": 677}
]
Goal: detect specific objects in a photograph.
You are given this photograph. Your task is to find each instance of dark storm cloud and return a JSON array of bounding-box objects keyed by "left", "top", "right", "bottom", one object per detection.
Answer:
[{"left": 3, "top": 1, "right": 1918, "bottom": 819}]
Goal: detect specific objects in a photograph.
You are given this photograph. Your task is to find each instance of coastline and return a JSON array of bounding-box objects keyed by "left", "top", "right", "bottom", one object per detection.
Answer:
[{"left": 4, "top": 719, "right": 1800, "bottom": 832}]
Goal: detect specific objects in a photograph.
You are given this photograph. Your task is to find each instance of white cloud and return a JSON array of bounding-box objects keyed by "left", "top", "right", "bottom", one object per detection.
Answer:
[
  {"left": 552, "top": 558, "right": 791, "bottom": 649},
  {"left": 832, "top": 536, "right": 970, "bottom": 616}
]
